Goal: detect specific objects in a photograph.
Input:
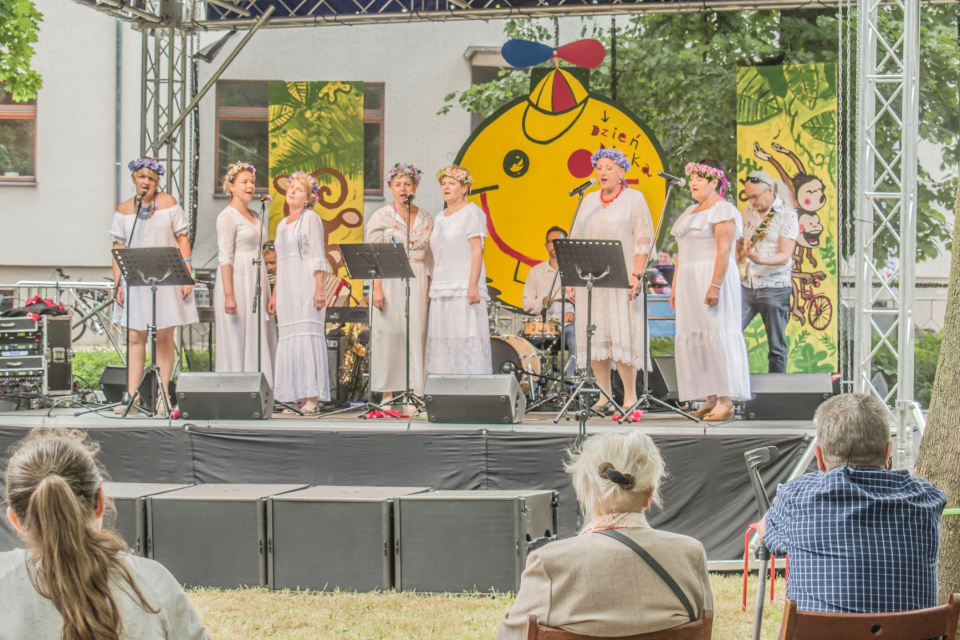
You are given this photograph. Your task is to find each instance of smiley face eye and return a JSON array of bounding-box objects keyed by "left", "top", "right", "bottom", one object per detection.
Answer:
[{"left": 503, "top": 150, "right": 530, "bottom": 178}]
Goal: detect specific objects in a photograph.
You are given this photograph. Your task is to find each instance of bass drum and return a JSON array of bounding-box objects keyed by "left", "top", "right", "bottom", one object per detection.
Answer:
[{"left": 490, "top": 334, "right": 541, "bottom": 395}]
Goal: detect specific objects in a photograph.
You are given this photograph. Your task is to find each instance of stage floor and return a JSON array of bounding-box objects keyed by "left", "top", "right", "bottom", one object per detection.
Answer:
[{"left": 0, "top": 406, "right": 815, "bottom": 565}]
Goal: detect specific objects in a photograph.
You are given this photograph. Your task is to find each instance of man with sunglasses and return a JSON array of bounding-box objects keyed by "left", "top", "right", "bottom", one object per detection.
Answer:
[{"left": 739, "top": 170, "right": 799, "bottom": 373}]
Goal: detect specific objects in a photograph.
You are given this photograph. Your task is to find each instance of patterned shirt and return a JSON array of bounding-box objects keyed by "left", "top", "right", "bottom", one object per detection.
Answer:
[
  {"left": 741, "top": 195, "right": 799, "bottom": 289},
  {"left": 764, "top": 466, "right": 947, "bottom": 613}
]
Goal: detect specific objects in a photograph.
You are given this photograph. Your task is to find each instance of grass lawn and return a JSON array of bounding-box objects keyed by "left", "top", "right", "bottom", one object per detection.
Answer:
[{"left": 188, "top": 573, "right": 787, "bottom": 639}]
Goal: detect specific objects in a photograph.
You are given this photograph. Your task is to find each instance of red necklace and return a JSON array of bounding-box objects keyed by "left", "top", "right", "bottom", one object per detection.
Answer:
[{"left": 600, "top": 185, "right": 623, "bottom": 205}]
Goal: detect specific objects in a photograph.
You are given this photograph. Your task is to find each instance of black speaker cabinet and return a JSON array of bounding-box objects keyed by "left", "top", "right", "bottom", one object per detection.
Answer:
[
  {"left": 267, "top": 486, "right": 429, "bottom": 592},
  {"left": 103, "top": 482, "right": 191, "bottom": 556},
  {"left": 612, "top": 356, "right": 679, "bottom": 404},
  {"left": 424, "top": 374, "right": 526, "bottom": 424},
  {"left": 394, "top": 490, "right": 559, "bottom": 593},
  {"left": 176, "top": 372, "right": 272, "bottom": 420},
  {"left": 147, "top": 484, "right": 306, "bottom": 588},
  {"left": 742, "top": 373, "right": 834, "bottom": 421}
]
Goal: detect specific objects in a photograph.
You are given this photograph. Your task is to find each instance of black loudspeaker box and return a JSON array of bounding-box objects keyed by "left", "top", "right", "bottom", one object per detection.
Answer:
[
  {"left": 176, "top": 372, "right": 272, "bottom": 420},
  {"left": 394, "top": 490, "right": 558, "bottom": 593},
  {"left": 267, "top": 486, "right": 429, "bottom": 592},
  {"left": 147, "top": 484, "right": 307, "bottom": 588},
  {"left": 99, "top": 367, "right": 177, "bottom": 408},
  {"left": 742, "top": 373, "right": 834, "bottom": 421},
  {"left": 103, "top": 482, "right": 191, "bottom": 556},
  {"left": 424, "top": 374, "right": 526, "bottom": 424},
  {"left": 611, "top": 356, "right": 679, "bottom": 405}
]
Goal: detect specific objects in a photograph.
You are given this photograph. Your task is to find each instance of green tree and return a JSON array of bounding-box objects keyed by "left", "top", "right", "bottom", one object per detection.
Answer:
[
  {"left": 442, "top": 9, "right": 956, "bottom": 261},
  {"left": 0, "top": 0, "right": 43, "bottom": 101}
]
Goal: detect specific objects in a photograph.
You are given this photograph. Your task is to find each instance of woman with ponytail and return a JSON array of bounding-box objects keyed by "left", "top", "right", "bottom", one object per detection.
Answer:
[
  {"left": 1, "top": 428, "right": 209, "bottom": 640},
  {"left": 496, "top": 431, "right": 712, "bottom": 640}
]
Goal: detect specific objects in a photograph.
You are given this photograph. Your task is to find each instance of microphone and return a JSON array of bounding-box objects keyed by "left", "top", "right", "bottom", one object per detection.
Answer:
[
  {"left": 657, "top": 171, "right": 686, "bottom": 187},
  {"left": 568, "top": 177, "right": 597, "bottom": 197},
  {"left": 402, "top": 193, "right": 415, "bottom": 205},
  {"left": 258, "top": 195, "right": 273, "bottom": 203}
]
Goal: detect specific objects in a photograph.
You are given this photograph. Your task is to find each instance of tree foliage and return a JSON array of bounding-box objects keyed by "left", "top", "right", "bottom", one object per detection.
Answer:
[
  {"left": 0, "top": 0, "right": 43, "bottom": 102},
  {"left": 442, "top": 9, "right": 957, "bottom": 261}
]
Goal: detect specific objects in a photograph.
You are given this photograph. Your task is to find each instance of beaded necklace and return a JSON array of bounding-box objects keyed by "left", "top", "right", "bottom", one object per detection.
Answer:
[
  {"left": 599, "top": 185, "right": 623, "bottom": 205},
  {"left": 136, "top": 196, "right": 158, "bottom": 220}
]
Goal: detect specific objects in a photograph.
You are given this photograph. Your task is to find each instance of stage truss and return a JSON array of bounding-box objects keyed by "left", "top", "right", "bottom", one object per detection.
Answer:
[{"left": 70, "top": 0, "right": 930, "bottom": 467}]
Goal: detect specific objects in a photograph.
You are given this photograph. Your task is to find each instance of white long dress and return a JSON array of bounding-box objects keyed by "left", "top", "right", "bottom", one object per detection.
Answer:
[
  {"left": 570, "top": 189, "right": 653, "bottom": 368},
  {"left": 670, "top": 200, "right": 751, "bottom": 401},
  {"left": 273, "top": 211, "right": 331, "bottom": 403},
  {"left": 426, "top": 203, "right": 492, "bottom": 375},
  {"left": 109, "top": 205, "right": 199, "bottom": 331},
  {"left": 366, "top": 204, "right": 433, "bottom": 395},
  {"left": 214, "top": 206, "right": 277, "bottom": 386}
]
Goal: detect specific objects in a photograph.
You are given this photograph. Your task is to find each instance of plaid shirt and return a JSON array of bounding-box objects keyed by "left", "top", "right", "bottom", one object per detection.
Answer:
[{"left": 764, "top": 466, "right": 947, "bottom": 613}]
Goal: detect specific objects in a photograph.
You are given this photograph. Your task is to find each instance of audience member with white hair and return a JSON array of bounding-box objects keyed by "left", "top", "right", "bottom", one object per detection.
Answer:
[
  {"left": 760, "top": 393, "right": 946, "bottom": 613},
  {"left": 1, "top": 428, "right": 209, "bottom": 640},
  {"left": 496, "top": 431, "right": 712, "bottom": 640}
]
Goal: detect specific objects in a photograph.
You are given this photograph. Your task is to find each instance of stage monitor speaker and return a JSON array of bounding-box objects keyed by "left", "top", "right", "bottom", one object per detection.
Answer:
[
  {"left": 424, "top": 374, "right": 526, "bottom": 424},
  {"left": 99, "top": 367, "right": 176, "bottom": 408},
  {"left": 742, "top": 373, "right": 834, "bottom": 421},
  {"left": 612, "top": 356, "right": 679, "bottom": 405},
  {"left": 394, "top": 490, "right": 558, "bottom": 593},
  {"left": 147, "top": 484, "right": 306, "bottom": 588},
  {"left": 267, "top": 486, "right": 429, "bottom": 592},
  {"left": 176, "top": 372, "right": 272, "bottom": 420},
  {"left": 103, "top": 482, "right": 191, "bottom": 556}
]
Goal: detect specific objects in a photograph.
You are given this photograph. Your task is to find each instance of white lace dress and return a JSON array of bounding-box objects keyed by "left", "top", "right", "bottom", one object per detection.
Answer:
[
  {"left": 670, "top": 200, "right": 751, "bottom": 401},
  {"left": 214, "top": 206, "right": 277, "bottom": 386},
  {"left": 570, "top": 188, "right": 653, "bottom": 368},
  {"left": 366, "top": 205, "right": 433, "bottom": 394},
  {"left": 109, "top": 205, "right": 199, "bottom": 331},
  {"left": 426, "top": 203, "right": 492, "bottom": 375},
  {"left": 273, "top": 211, "right": 331, "bottom": 403}
]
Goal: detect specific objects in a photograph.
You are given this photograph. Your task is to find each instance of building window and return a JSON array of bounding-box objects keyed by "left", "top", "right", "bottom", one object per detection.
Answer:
[
  {"left": 214, "top": 80, "right": 385, "bottom": 196},
  {"left": 215, "top": 81, "right": 269, "bottom": 193},
  {"left": 363, "top": 83, "right": 384, "bottom": 196},
  {"left": 0, "top": 84, "right": 37, "bottom": 183}
]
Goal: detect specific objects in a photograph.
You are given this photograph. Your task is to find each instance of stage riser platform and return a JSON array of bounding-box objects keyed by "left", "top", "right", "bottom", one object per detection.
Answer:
[{"left": 0, "top": 421, "right": 812, "bottom": 561}]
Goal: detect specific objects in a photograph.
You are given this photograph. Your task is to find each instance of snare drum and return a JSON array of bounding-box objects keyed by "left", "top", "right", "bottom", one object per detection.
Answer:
[
  {"left": 490, "top": 334, "right": 541, "bottom": 395},
  {"left": 522, "top": 319, "right": 561, "bottom": 340}
]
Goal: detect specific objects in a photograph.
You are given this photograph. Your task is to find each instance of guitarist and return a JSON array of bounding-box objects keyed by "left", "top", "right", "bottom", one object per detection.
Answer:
[{"left": 738, "top": 171, "right": 799, "bottom": 373}]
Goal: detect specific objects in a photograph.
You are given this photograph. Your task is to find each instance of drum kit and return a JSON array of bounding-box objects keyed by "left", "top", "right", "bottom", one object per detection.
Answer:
[{"left": 487, "top": 297, "right": 570, "bottom": 410}]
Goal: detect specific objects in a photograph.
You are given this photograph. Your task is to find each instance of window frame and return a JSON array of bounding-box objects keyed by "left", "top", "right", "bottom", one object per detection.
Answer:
[
  {"left": 363, "top": 83, "right": 385, "bottom": 197},
  {"left": 0, "top": 92, "right": 38, "bottom": 184}
]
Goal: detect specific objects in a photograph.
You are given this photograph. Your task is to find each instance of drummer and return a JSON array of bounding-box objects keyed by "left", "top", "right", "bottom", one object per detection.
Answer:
[{"left": 521, "top": 226, "right": 576, "bottom": 376}]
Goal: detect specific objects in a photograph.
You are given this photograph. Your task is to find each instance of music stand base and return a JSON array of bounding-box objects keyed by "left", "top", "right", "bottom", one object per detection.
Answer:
[{"left": 618, "top": 393, "right": 701, "bottom": 424}]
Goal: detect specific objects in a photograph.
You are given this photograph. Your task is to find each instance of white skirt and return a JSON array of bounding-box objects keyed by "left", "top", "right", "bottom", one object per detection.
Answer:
[{"left": 425, "top": 297, "right": 492, "bottom": 375}]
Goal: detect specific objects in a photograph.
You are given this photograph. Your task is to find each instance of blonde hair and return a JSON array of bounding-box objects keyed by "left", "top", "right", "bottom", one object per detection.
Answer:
[
  {"left": 4, "top": 428, "right": 158, "bottom": 640},
  {"left": 564, "top": 431, "right": 666, "bottom": 519}
]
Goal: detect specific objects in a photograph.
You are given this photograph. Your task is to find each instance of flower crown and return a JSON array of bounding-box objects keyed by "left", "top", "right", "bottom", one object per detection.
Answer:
[
  {"left": 685, "top": 162, "right": 729, "bottom": 197},
  {"left": 222, "top": 161, "right": 257, "bottom": 195},
  {"left": 386, "top": 163, "right": 423, "bottom": 187},
  {"left": 288, "top": 171, "right": 322, "bottom": 208},
  {"left": 436, "top": 165, "right": 473, "bottom": 186},
  {"left": 591, "top": 148, "right": 630, "bottom": 173},
  {"left": 128, "top": 157, "right": 165, "bottom": 177}
]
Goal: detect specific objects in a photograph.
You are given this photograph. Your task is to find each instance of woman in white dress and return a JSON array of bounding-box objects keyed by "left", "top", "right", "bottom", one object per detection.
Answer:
[
  {"left": 267, "top": 172, "right": 330, "bottom": 413},
  {"left": 110, "top": 157, "right": 198, "bottom": 413},
  {"left": 566, "top": 149, "right": 654, "bottom": 414},
  {"left": 366, "top": 163, "right": 433, "bottom": 399},
  {"left": 215, "top": 161, "right": 277, "bottom": 385},
  {"left": 426, "top": 165, "right": 492, "bottom": 375},
  {"left": 670, "top": 158, "right": 751, "bottom": 421}
]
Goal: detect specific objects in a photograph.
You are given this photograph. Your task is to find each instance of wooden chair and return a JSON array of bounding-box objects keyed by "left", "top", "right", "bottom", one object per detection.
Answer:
[
  {"left": 525, "top": 610, "right": 713, "bottom": 640},
  {"left": 779, "top": 595, "right": 960, "bottom": 640}
]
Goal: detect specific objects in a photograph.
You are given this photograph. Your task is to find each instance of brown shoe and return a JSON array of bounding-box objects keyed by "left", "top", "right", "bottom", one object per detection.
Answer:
[{"left": 703, "top": 408, "right": 735, "bottom": 422}]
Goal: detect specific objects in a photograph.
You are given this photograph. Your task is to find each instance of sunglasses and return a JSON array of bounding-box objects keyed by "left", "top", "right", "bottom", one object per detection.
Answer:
[{"left": 745, "top": 176, "right": 772, "bottom": 187}]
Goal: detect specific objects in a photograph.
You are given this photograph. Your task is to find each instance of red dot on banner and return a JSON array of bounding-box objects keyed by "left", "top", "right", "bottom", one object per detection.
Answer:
[{"left": 568, "top": 149, "right": 594, "bottom": 179}]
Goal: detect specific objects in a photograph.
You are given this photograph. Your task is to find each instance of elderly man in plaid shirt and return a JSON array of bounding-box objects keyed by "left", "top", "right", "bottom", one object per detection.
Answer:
[{"left": 758, "top": 393, "right": 946, "bottom": 613}]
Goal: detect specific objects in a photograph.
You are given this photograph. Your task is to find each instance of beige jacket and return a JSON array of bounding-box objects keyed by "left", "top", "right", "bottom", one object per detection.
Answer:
[{"left": 495, "top": 526, "right": 712, "bottom": 640}]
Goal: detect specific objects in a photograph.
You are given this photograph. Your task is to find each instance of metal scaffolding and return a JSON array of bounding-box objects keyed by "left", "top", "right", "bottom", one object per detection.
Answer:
[{"left": 854, "top": 0, "right": 923, "bottom": 467}]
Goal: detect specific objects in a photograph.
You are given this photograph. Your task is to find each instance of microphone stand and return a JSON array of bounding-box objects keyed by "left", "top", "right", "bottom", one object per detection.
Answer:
[{"left": 123, "top": 190, "right": 148, "bottom": 412}]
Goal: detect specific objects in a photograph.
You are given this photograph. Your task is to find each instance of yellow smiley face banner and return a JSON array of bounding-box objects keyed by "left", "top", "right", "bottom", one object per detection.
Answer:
[
  {"left": 736, "top": 64, "right": 839, "bottom": 373},
  {"left": 455, "top": 67, "right": 669, "bottom": 310}
]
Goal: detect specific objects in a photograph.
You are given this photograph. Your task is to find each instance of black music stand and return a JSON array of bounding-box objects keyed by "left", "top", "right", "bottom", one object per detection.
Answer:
[
  {"left": 320, "top": 243, "right": 416, "bottom": 419},
  {"left": 111, "top": 247, "right": 193, "bottom": 418},
  {"left": 552, "top": 239, "right": 630, "bottom": 435}
]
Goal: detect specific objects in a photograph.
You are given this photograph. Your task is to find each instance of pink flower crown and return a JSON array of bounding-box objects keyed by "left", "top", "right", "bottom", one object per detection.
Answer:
[
  {"left": 386, "top": 163, "right": 423, "bottom": 187},
  {"left": 685, "top": 162, "right": 729, "bottom": 197},
  {"left": 288, "top": 171, "right": 322, "bottom": 208},
  {"left": 436, "top": 165, "right": 473, "bottom": 186},
  {"left": 222, "top": 161, "right": 256, "bottom": 195}
]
